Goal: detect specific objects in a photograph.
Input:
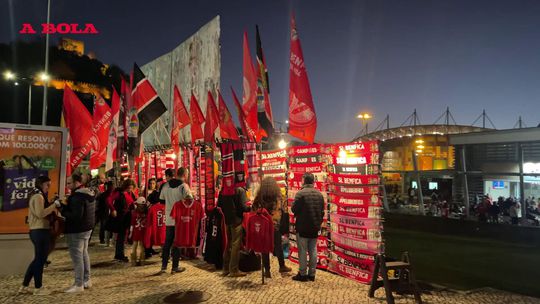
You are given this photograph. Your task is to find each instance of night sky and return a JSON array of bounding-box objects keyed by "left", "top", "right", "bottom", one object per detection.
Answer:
[{"left": 2, "top": 0, "right": 540, "bottom": 142}]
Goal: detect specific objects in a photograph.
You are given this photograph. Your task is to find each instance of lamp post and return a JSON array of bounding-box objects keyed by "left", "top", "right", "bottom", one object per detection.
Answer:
[
  {"left": 3, "top": 70, "right": 50, "bottom": 125},
  {"left": 42, "top": 0, "right": 52, "bottom": 126},
  {"left": 357, "top": 113, "right": 372, "bottom": 135}
]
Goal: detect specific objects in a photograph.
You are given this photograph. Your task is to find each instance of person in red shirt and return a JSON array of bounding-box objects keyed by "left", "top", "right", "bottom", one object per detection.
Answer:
[
  {"left": 129, "top": 198, "right": 148, "bottom": 266},
  {"left": 106, "top": 179, "right": 137, "bottom": 262},
  {"left": 170, "top": 199, "right": 204, "bottom": 248}
]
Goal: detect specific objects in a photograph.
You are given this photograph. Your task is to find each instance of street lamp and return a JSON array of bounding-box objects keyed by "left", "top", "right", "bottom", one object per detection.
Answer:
[
  {"left": 3, "top": 70, "right": 50, "bottom": 125},
  {"left": 278, "top": 139, "right": 288, "bottom": 150},
  {"left": 357, "top": 113, "right": 372, "bottom": 135}
]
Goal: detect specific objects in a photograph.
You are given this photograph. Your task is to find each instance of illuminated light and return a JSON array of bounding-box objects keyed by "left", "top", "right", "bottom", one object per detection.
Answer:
[
  {"left": 338, "top": 150, "right": 348, "bottom": 159},
  {"left": 14, "top": 82, "right": 19, "bottom": 86},
  {"left": 417, "top": 133, "right": 422, "bottom": 136},
  {"left": 415, "top": 139, "right": 424, "bottom": 143},
  {"left": 90, "top": 169, "right": 99, "bottom": 177},
  {"left": 171, "top": 153, "right": 177, "bottom": 160},
  {"left": 285, "top": 120, "right": 289, "bottom": 124},
  {"left": 417, "top": 145, "right": 425, "bottom": 149},
  {"left": 3, "top": 71, "right": 15, "bottom": 80},
  {"left": 39, "top": 72, "right": 50, "bottom": 82},
  {"left": 278, "top": 139, "right": 288, "bottom": 150}
]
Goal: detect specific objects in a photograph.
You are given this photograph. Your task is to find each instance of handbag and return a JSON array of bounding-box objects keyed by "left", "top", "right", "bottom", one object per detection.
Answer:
[
  {"left": 1, "top": 155, "right": 48, "bottom": 211},
  {"left": 279, "top": 211, "right": 290, "bottom": 235},
  {"left": 238, "top": 250, "right": 261, "bottom": 272}
]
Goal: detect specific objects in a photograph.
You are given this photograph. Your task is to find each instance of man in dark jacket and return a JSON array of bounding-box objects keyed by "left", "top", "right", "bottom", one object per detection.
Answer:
[
  {"left": 291, "top": 173, "right": 324, "bottom": 282},
  {"left": 62, "top": 173, "right": 96, "bottom": 293},
  {"left": 217, "top": 184, "right": 249, "bottom": 277}
]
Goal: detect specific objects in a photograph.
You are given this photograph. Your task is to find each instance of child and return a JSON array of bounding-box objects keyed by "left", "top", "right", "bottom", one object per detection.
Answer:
[{"left": 129, "top": 197, "right": 148, "bottom": 266}]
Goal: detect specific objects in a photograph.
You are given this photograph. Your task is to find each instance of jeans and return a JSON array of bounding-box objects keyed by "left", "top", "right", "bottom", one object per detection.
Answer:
[
  {"left": 223, "top": 223, "right": 243, "bottom": 274},
  {"left": 23, "top": 229, "right": 50, "bottom": 288},
  {"left": 66, "top": 230, "right": 92, "bottom": 287},
  {"left": 297, "top": 234, "right": 317, "bottom": 277},
  {"left": 262, "top": 229, "right": 286, "bottom": 271},
  {"left": 115, "top": 228, "right": 127, "bottom": 259},
  {"left": 161, "top": 226, "right": 180, "bottom": 270}
]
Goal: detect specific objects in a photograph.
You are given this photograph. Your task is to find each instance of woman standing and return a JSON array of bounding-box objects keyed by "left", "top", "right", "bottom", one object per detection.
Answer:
[
  {"left": 253, "top": 177, "right": 292, "bottom": 278},
  {"left": 19, "top": 176, "right": 60, "bottom": 295},
  {"left": 107, "top": 179, "right": 137, "bottom": 262}
]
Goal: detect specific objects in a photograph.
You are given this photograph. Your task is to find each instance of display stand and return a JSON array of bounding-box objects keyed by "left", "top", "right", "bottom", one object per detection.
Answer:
[{"left": 368, "top": 252, "right": 422, "bottom": 304}]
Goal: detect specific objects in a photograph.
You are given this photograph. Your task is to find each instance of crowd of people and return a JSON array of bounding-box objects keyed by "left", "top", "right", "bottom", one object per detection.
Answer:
[
  {"left": 474, "top": 195, "right": 540, "bottom": 225},
  {"left": 18, "top": 169, "right": 326, "bottom": 295}
]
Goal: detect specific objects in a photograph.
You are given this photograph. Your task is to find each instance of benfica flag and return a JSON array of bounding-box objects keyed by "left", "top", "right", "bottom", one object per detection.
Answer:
[
  {"left": 106, "top": 89, "right": 121, "bottom": 171},
  {"left": 90, "top": 94, "right": 112, "bottom": 169},
  {"left": 189, "top": 93, "right": 205, "bottom": 144},
  {"left": 289, "top": 14, "right": 317, "bottom": 144},
  {"left": 171, "top": 86, "right": 191, "bottom": 155},
  {"left": 242, "top": 32, "right": 260, "bottom": 142},
  {"left": 255, "top": 25, "right": 274, "bottom": 137},
  {"left": 204, "top": 91, "right": 219, "bottom": 144},
  {"left": 62, "top": 84, "right": 93, "bottom": 172},
  {"left": 231, "top": 87, "right": 251, "bottom": 141},
  {"left": 132, "top": 63, "right": 167, "bottom": 134},
  {"left": 218, "top": 91, "right": 239, "bottom": 140}
]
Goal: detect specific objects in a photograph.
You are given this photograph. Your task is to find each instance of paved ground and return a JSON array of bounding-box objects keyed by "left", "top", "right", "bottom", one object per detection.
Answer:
[{"left": 1, "top": 244, "right": 539, "bottom": 304}]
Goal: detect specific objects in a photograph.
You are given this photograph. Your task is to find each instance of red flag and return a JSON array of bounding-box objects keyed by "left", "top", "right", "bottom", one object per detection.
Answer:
[
  {"left": 62, "top": 84, "right": 93, "bottom": 173},
  {"left": 106, "top": 89, "right": 121, "bottom": 171},
  {"left": 189, "top": 93, "right": 205, "bottom": 144},
  {"left": 231, "top": 87, "right": 251, "bottom": 141},
  {"left": 242, "top": 32, "right": 259, "bottom": 142},
  {"left": 171, "top": 86, "right": 191, "bottom": 154},
  {"left": 90, "top": 94, "right": 112, "bottom": 169},
  {"left": 289, "top": 14, "right": 317, "bottom": 143},
  {"left": 120, "top": 77, "right": 129, "bottom": 145},
  {"left": 218, "top": 91, "right": 240, "bottom": 140},
  {"left": 204, "top": 91, "right": 219, "bottom": 144}
]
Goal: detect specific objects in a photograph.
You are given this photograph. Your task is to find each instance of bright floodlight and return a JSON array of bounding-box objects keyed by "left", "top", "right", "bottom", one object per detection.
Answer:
[
  {"left": 14, "top": 82, "right": 19, "bottom": 86},
  {"left": 278, "top": 139, "right": 287, "bottom": 150},
  {"left": 357, "top": 113, "right": 372, "bottom": 119},
  {"left": 4, "top": 71, "right": 15, "bottom": 80},
  {"left": 39, "top": 72, "right": 50, "bottom": 82}
]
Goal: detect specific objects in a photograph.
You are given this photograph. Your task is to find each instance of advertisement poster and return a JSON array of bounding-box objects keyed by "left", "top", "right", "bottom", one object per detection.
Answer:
[{"left": 0, "top": 124, "right": 67, "bottom": 234}]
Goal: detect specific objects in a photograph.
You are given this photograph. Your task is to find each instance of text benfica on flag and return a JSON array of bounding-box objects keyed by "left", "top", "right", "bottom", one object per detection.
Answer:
[
  {"left": 242, "top": 32, "right": 261, "bottom": 142},
  {"left": 62, "top": 84, "right": 93, "bottom": 173},
  {"left": 105, "top": 89, "right": 121, "bottom": 171},
  {"left": 289, "top": 14, "right": 317, "bottom": 144}
]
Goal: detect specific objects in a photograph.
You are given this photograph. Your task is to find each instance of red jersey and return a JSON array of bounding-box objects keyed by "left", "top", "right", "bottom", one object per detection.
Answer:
[
  {"left": 170, "top": 200, "right": 204, "bottom": 248},
  {"left": 144, "top": 203, "right": 166, "bottom": 247},
  {"left": 107, "top": 191, "right": 136, "bottom": 212},
  {"left": 130, "top": 210, "right": 147, "bottom": 242},
  {"left": 245, "top": 208, "right": 274, "bottom": 254}
]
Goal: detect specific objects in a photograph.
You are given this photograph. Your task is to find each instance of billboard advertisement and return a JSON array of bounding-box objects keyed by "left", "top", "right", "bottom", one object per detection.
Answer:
[{"left": 0, "top": 124, "right": 67, "bottom": 234}]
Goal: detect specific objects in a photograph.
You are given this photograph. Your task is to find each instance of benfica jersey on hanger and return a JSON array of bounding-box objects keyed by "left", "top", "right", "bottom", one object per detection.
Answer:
[
  {"left": 144, "top": 203, "right": 166, "bottom": 248},
  {"left": 170, "top": 200, "right": 204, "bottom": 248}
]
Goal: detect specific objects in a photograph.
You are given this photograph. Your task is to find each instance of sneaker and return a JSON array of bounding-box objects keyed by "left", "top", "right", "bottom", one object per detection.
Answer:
[
  {"left": 83, "top": 280, "right": 92, "bottom": 289},
  {"left": 33, "top": 287, "right": 51, "bottom": 295},
  {"left": 18, "top": 286, "right": 31, "bottom": 294},
  {"left": 64, "top": 285, "right": 84, "bottom": 293},
  {"left": 308, "top": 276, "right": 315, "bottom": 282},
  {"left": 229, "top": 271, "right": 247, "bottom": 278},
  {"left": 279, "top": 265, "right": 292, "bottom": 273},
  {"left": 171, "top": 267, "right": 186, "bottom": 274},
  {"left": 292, "top": 273, "right": 308, "bottom": 282}
]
